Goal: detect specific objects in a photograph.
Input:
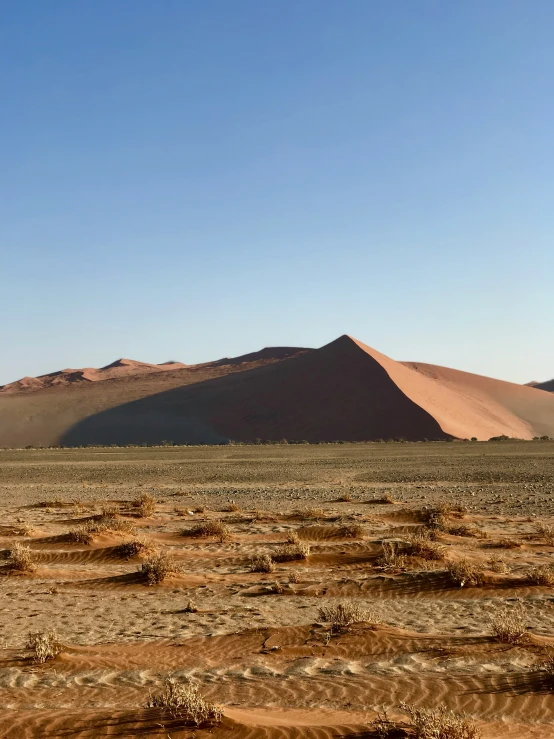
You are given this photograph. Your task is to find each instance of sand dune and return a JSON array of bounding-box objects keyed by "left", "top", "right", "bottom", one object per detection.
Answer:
[
  {"left": 1, "top": 335, "right": 553, "bottom": 446},
  {"left": 529, "top": 379, "right": 554, "bottom": 393}
]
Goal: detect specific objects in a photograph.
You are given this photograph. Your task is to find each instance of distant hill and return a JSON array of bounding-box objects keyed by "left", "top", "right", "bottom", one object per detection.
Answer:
[{"left": 1, "top": 337, "right": 554, "bottom": 447}]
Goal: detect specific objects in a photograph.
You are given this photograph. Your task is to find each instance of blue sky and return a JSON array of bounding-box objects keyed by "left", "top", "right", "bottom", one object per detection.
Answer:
[{"left": 1, "top": 1, "right": 553, "bottom": 385}]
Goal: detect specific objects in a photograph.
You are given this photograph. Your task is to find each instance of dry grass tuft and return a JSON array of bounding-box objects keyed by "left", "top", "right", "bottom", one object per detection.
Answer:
[
  {"left": 487, "top": 554, "right": 508, "bottom": 573},
  {"left": 183, "top": 520, "right": 230, "bottom": 540},
  {"left": 490, "top": 602, "right": 528, "bottom": 644},
  {"left": 400, "top": 702, "right": 480, "bottom": 739},
  {"left": 337, "top": 491, "right": 353, "bottom": 502},
  {"left": 298, "top": 507, "right": 325, "bottom": 519},
  {"left": 486, "top": 537, "right": 521, "bottom": 549},
  {"left": 447, "top": 559, "right": 485, "bottom": 588},
  {"left": 249, "top": 553, "right": 275, "bottom": 573},
  {"left": 100, "top": 502, "right": 120, "bottom": 517},
  {"left": 318, "top": 600, "right": 375, "bottom": 632},
  {"left": 67, "top": 525, "right": 94, "bottom": 545},
  {"left": 146, "top": 677, "right": 222, "bottom": 725},
  {"left": 140, "top": 551, "right": 181, "bottom": 585},
  {"left": 368, "top": 492, "right": 395, "bottom": 504},
  {"left": 133, "top": 493, "right": 156, "bottom": 518},
  {"left": 404, "top": 532, "right": 444, "bottom": 560},
  {"left": 535, "top": 523, "right": 554, "bottom": 546},
  {"left": 273, "top": 541, "right": 310, "bottom": 562},
  {"left": 27, "top": 631, "right": 61, "bottom": 663},
  {"left": 8, "top": 543, "right": 37, "bottom": 572},
  {"left": 223, "top": 501, "right": 240, "bottom": 512},
  {"left": 526, "top": 564, "right": 554, "bottom": 586},
  {"left": 114, "top": 537, "right": 151, "bottom": 560},
  {"left": 378, "top": 541, "right": 406, "bottom": 571},
  {"left": 337, "top": 523, "right": 365, "bottom": 538}
]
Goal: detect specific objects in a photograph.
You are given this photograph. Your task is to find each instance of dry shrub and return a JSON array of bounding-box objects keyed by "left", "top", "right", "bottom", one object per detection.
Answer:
[
  {"left": 147, "top": 677, "right": 222, "bottom": 725},
  {"left": 338, "top": 491, "right": 353, "bottom": 502},
  {"left": 27, "top": 631, "right": 61, "bottom": 663},
  {"left": 67, "top": 525, "right": 94, "bottom": 545},
  {"left": 299, "top": 507, "right": 325, "bottom": 519},
  {"left": 318, "top": 600, "right": 375, "bottom": 632},
  {"left": 8, "top": 543, "right": 36, "bottom": 572},
  {"left": 446, "top": 523, "right": 478, "bottom": 538},
  {"left": 289, "top": 571, "right": 300, "bottom": 584},
  {"left": 273, "top": 541, "right": 310, "bottom": 562},
  {"left": 286, "top": 530, "right": 300, "bottom": 544},
  {"left": 370, "top": 492, "right": 395, "bottom": 504},
  {"left": 100, "top": 502, "right": 120, "bottom": 517},
  {"left": 183, "top": 520, "right": 229, "bottom": 539},
  {"left": 535, "top": 523, "right": 554, "bottom": 546},
  {"left": 526, "top": 564, "right": 554, "bottom": 586},
  {"left": 337, "top": 523, "right": 365, "bottom": 538},
  {"left": 378, "top": 541, "right": 406, "bottom": 571},
  {"left": 447, "top": 559, "right": 485, "bottom": 588},
  {"left": 400, "top": 702, "right": 480, "bottom": 739},
  {"left": 223, "top": 501, "right": 240, "bottom": 512},
  {"left": 405, "top": 532, "right": 444, "bottom": 561},
  {"left": 68, "top": 515, "right": 135, "bottom": 544},
  {"left": 115, "top": 537, "right": 151, "bottom": 560},
  {"left": 140, "top": 551, "right": 181, "bottom": 585},
  {"left": 487, "top": 554, "right": 508, "bottom": 573},
  {"left": 174, "top": 506, "right": 189, "bottom": 516},
  {"left": 270, "top": 580, "right": 285, "bottom": 594},
  {"left": 249, "top": 553, "right": 275, "bottom": 573},
  {"left": 133, "top": 493, "right": 156, "bottom": 518},
  {"left": 486, "top": 538, "right": 521, "bottom": 549},
  {"left": 490, "top": 602, "right": 528, "bottom": 644}
]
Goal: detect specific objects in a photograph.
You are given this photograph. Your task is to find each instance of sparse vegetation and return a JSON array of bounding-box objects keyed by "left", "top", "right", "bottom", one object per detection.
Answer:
[
  {"left": 140, "top": 551, "right": 181, "bottom": 585},
  {"left": 183, "top": 520, "right": 230, "bottom": 540},
  {"left": 535, "top": 523, "right": 554, "bottom": 546},
  {"left": 146, "top": 677, "right": 222, "bottom": 724},
  {"left": 337, "top": 522, "right": 365, "bottom": 538},
  {"left": 490, "top": 602, "right": 528, "bottom": 644},
  {"left": 378, "top": 541, "right": 406, "bottom": 571},
  {"left": 404, "top": 532, "right": 444, "bottom": 560},
  {"left": 400, "top": 702, "right": 480, "bottom": 739},
  {"left": 318, "top": 600, "right": 375, "bottom": 632},
  {"left": 526, "top": 564, "right": 554, "bottom": 586},
  {"left": 249, "top": 553, "right": 275, "bottom": 573},
  {"left": 8, "top": 542, "right": 36, "bottom": 572},
  {"left": 273, "top": 541, "right": 310, "bottom": 562},
  {"left": 114, "top": 537, "right": 151, "bottom": 559},
  {"left": 27, "top": 631, "right": 61, "bottom": 663},
  {"left": 447, "top": 559, "right": 485, "bottom": 588},
  {"left": 133, "top": 493, "right": 156, "bottom": 518}
]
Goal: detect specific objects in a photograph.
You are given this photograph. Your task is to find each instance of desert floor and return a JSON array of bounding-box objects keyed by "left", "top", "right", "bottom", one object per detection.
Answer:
[{"left": 1, "top": 440, "right": 554, "bottom": 737}]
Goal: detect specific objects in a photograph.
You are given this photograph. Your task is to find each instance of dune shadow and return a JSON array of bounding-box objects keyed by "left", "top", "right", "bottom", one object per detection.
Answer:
[
  {"left": 33, "top": 708, "right": 216, "bottom": 737},
  {"left": 71, "top": 571, "right": 146, "bottom": 588},
  {"left": 58, "top": 343, "right": 450, "bottom": 447},
  {"left": 468, "top": 671, "right": 554, "bottom": 695}
]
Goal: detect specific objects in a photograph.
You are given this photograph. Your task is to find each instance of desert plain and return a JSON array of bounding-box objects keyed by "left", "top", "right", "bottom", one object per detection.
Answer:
[{"left": 1, "top": 440, "right": 554, "bottom": 737}]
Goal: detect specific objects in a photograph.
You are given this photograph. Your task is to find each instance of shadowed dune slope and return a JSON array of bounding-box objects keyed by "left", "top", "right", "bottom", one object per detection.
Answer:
[
  {"left": 531, "top": 379, "right": 554, "bottom": 393},
  {"left": 2, "top": 336, "right": 554, "bottom": 447}
]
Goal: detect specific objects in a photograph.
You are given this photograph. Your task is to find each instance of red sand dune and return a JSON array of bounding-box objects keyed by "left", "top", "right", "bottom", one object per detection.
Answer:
[{"left": 1, "top": 336, "right": 553, "bottom": 446}]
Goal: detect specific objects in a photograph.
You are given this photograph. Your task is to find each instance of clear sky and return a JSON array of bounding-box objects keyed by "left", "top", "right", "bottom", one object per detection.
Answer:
[{"left": 1, "top": 1, "right": 553, "bottom": 386}]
